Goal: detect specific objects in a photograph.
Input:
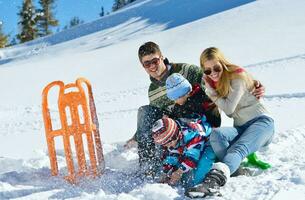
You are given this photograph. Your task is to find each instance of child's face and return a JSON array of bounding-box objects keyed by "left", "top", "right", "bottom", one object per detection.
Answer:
[
  {"left": 175, "top": 94, "right": 189, "bottom": 105},
  {"left": 163, "top": 133, "right": 179, "bottom": 148}
]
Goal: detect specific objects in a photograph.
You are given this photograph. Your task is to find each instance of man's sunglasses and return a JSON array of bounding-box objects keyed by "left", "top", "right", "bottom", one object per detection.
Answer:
[
  {"left": 142, "top": 57, "right": 161, "bottom": 68},
  {"left": 203, "top": 64, "right": 222, "bottom": 75}
]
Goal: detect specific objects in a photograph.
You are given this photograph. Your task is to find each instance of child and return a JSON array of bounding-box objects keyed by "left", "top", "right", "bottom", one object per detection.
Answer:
[
  {"left": 164, "top": 73, "right": 269, "bottom": 198},
  {"left": 167, "top": 72, "right": 221, "bottom": 128},
  {"left": 152, "top": 116, "right": 224, "bottom": 188},
  {"left": 150, "top": 73, "right": 230, "bottom": 194}
]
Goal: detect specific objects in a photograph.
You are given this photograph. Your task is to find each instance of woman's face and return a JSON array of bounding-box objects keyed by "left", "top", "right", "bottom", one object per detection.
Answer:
[{"left": 203, "top": 59, "right": 223, "bottom": 82}]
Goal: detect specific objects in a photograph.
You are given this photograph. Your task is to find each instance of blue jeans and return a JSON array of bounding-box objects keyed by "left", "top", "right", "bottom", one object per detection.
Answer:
[{"left": 210, "top": 115, "right": 274, "bottom": 174}]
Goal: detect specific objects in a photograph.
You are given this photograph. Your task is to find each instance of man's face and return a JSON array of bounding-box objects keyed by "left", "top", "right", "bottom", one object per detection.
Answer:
[{"left": 141, "top": 53, "right": 167, "bottom": 80}]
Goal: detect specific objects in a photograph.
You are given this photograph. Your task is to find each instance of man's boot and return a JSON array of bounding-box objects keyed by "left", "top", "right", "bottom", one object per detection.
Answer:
[{"left": 231, "top": 166, "right": 252, "bottom": 177}]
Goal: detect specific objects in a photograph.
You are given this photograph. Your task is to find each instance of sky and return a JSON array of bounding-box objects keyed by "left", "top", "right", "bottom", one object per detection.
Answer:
[{"left": 0, "top": 0, "right": 114, "bottom": 41}]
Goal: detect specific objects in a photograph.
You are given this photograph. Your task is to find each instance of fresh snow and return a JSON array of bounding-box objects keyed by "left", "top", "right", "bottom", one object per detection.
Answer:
[{"left": 1, "top": 0, "right": 305, "bottom": 199}]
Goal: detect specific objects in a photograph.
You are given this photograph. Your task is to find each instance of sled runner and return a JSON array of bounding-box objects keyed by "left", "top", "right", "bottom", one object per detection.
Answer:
[{"left": 42, "top": 77, "right": 105, "bottom": 183}]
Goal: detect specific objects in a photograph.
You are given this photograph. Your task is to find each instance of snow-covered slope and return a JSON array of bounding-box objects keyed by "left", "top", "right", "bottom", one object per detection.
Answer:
[
  {"left": 1, "top": 0, "right": 305, "bottom": 199},
  {"left": 0, "top": 0, "right": 254, "bottom": 65}
]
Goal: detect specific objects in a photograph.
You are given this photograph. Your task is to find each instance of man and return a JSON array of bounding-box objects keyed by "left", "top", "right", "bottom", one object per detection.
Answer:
[{"left": 128, "top": 41, "right": 264, "bottom": 178}]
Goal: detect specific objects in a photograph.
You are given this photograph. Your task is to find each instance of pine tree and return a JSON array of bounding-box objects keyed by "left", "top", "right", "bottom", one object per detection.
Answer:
[
  {"left": 16, "top": 0, "right": 37, "bottom": 43},
  {"left": 63, "top": 17, "right": 84, "bottom": 30},
  {"left": 10, "top": 37, "right": 18, "bottom": 46},
  {"left": 36, "top": 0, "right": 59, "bottom": 36},
  {"left": 112, "top": 0, "right": 126, "bottom": 12},
  {"left": 0, "top": 22, "right": 8, "bottom": 48},
  {"left": 69, "top": 17, "right": 84, "bottom": 28},
  {"left": 99, "top": 6, "right": 105, "bottom": 17}
]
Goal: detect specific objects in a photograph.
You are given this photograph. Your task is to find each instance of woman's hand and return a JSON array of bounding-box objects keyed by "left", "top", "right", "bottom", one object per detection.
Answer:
[
  {"left": 203, "top": 75, "right": 218, "bottom": 97},
  {"left": 202, "top": 75, "right": 210, "bottom": 86},
  {"left": 203, "top": 75, "right": 216, "bottom": 89}
]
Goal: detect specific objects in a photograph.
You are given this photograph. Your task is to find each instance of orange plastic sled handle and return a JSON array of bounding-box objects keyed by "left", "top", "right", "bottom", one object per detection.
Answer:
[{"left": 42, "top": 78, "right": 104, "bottom": 183}]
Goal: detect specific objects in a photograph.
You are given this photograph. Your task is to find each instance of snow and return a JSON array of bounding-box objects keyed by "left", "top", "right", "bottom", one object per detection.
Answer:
[
  {"left": 1, "top": 0, "right": 305, "bottom": 199},
  {"left": 0, "top": 50, "right": 4, "bottom": 60}
]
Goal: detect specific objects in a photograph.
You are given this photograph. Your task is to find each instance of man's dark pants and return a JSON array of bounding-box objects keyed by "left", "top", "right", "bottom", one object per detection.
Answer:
[{"left": 135, "top": 105, "right": 165, "bottom": 174}]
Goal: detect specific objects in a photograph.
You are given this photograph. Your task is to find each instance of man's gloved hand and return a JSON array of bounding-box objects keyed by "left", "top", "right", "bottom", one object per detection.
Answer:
[
  {"left": 252, "top": 80, "right": 265, "bottom": 99},
  {"left": 124, "top": 134, "right": 137, "bottom": 149}
]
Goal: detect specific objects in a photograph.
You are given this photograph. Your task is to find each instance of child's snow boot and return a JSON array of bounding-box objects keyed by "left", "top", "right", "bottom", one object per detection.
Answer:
[{"left": 185, "top": 162, "right": 230, "bottom": 198}]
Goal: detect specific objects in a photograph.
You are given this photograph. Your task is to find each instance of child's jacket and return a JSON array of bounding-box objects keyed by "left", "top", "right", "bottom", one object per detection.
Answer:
[{"left": 162, "top": 116, "right": 212, "bottom": 174}]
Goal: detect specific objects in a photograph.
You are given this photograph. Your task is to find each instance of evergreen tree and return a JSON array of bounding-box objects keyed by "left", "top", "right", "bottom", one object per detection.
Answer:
[
  {"left": 0, "top": 22, "right": 8, "bottom": 48},
  {"left": 63, "top": 17, "right": 84, "bottom": 30},
  {"left": 128, "top": 0, "right": 136, "bottom": 3},
  {"left": 16, "top": 0, "right": 37, "bottom": 43},
  {"left": 99, "top": 6, "right": 104, "bottom": 17},
  {"left": 112, "top": 0, "right": 126, "bottom": 12},
  {"left": 36, "top": 0, "right": 59, "bottom": 36},
  {"left": 10, "top": 37, "right": 18, "bottom": 46},
  {"left": 69, "top": 17, "right": 84, "bottom": 28}
]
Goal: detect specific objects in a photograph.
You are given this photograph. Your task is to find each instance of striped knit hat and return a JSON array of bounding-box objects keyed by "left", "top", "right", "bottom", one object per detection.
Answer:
[{"left": 152, "top": 118, "right": 179, "bottom": 145}]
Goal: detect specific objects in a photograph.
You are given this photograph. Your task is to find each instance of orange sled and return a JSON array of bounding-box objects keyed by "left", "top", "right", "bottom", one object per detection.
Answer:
[{"left": 42, "top": 77, "right": 104, "bottom": 183}]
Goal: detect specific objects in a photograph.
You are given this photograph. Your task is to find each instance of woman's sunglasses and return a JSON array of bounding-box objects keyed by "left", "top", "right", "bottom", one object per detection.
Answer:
[
  {"left": 204, "top": 65, "right": 222, "bottom": 75},
  {"left": 142, "top": 57, "right": 161, "bottom": 68}
]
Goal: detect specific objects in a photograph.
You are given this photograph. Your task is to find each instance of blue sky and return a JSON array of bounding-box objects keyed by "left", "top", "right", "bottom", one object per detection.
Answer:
[{"left": 0, "top": 0, "right": 114, "bottom": 41}]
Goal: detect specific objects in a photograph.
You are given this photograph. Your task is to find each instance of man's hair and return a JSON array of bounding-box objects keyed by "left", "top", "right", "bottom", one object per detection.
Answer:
[{"left": 138, "top": 41, "right": 162, "bottom": 61}]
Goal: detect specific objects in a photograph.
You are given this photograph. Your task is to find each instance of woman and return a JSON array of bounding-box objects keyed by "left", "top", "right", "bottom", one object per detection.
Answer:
[{"left": 200, "top": 47, "right": 274, "bottom": 175}]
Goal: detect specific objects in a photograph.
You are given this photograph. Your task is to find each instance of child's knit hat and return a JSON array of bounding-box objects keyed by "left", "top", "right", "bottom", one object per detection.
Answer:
[
  {"left": 152, "top": 118, "right": 179, "bottom": 145},
  {"left": 166, "top": 73, "right": 192, "bottom": 100}
]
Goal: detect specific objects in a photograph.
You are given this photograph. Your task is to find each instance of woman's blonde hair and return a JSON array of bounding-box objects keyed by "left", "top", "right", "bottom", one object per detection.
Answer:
[{"left": 200, "top": 47, "right": 254, "bottom": 98}]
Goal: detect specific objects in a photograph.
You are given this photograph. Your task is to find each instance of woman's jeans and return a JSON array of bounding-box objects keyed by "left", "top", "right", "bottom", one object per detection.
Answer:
[{"left": 210, "top": 115, "right": 274, "bottom": 174}]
